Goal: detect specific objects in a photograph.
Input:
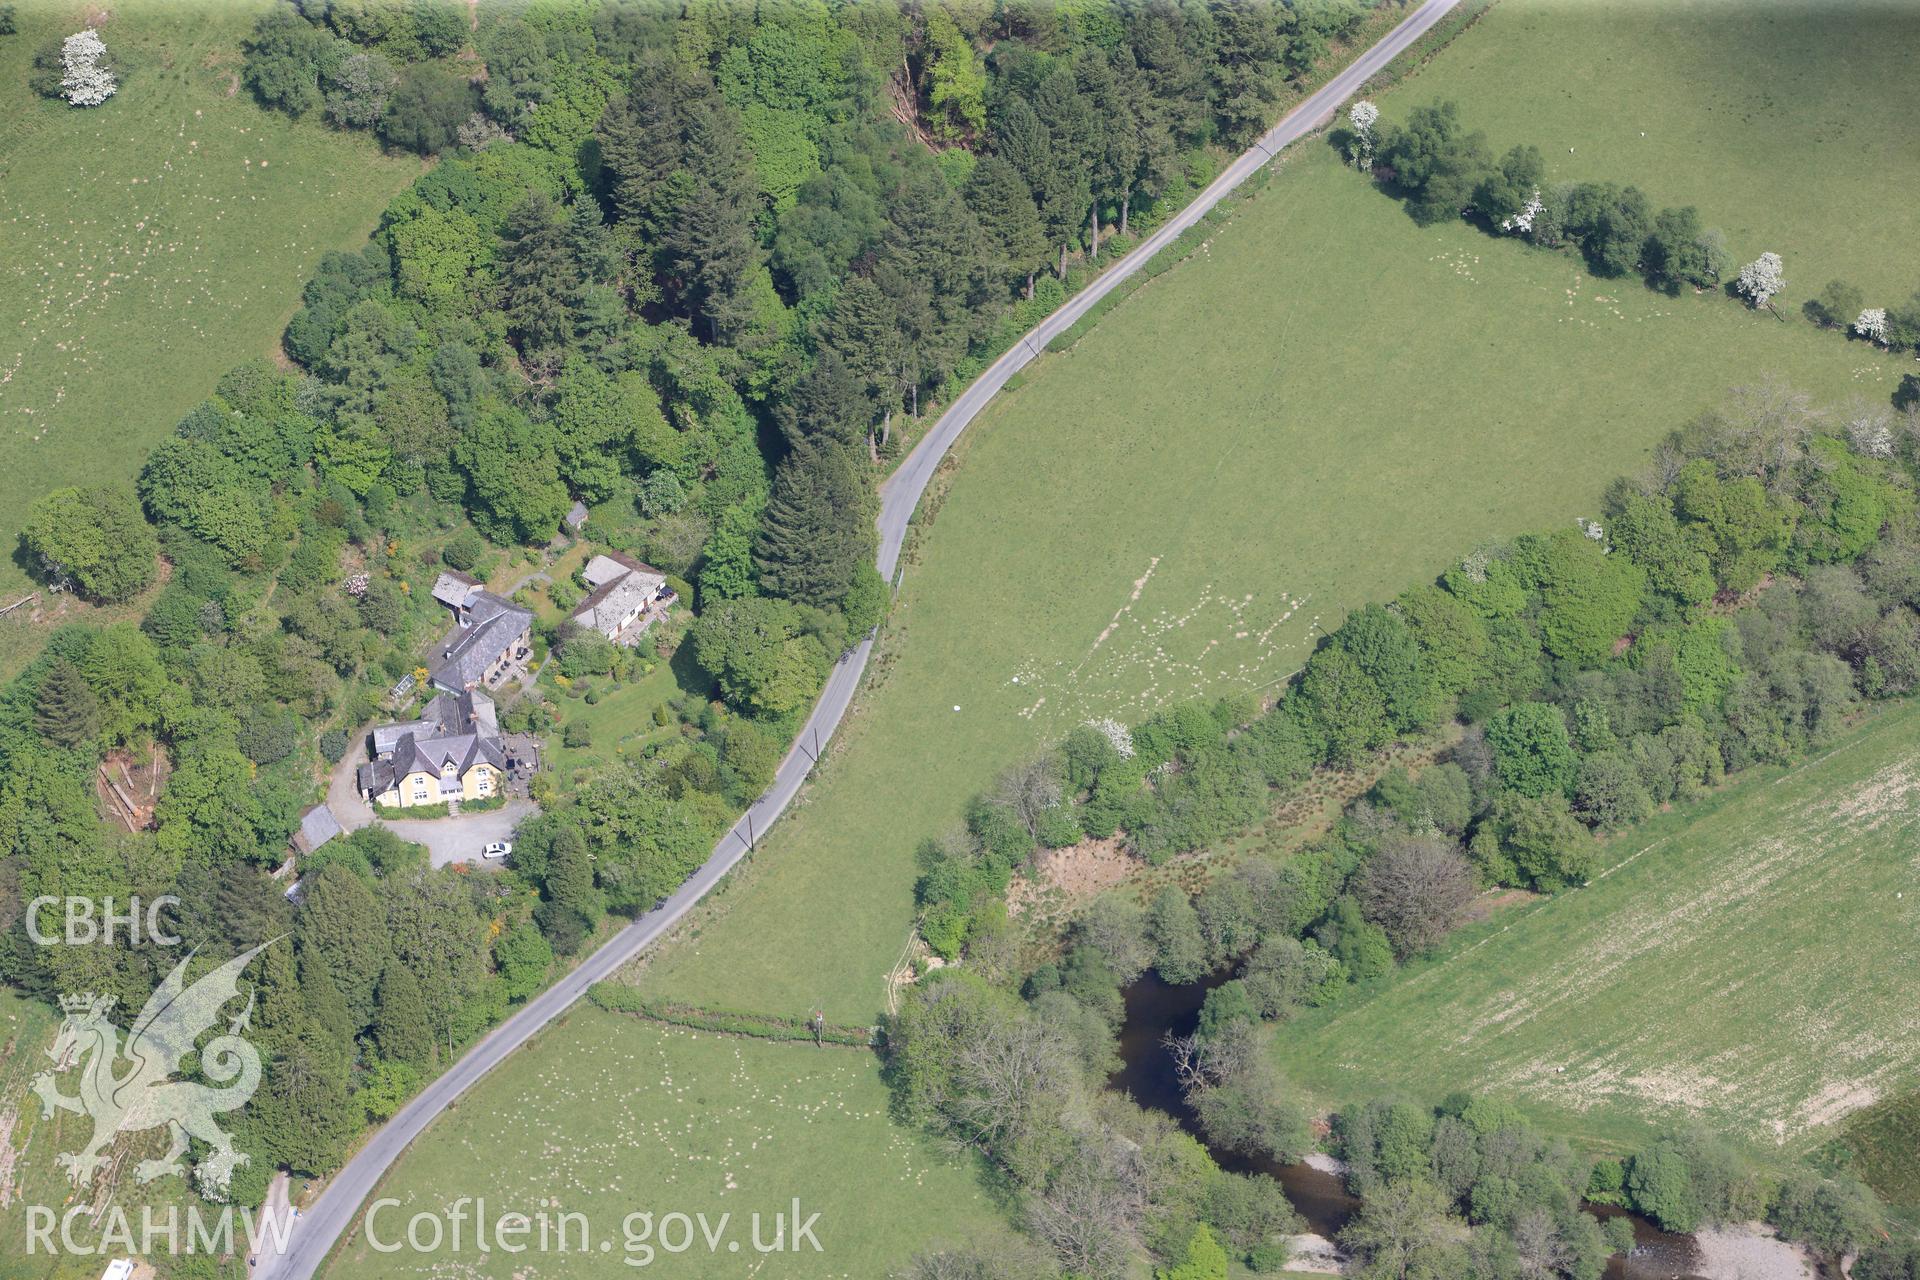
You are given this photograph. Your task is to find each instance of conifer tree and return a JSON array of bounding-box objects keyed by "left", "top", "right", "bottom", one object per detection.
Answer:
[
  {"left": 873, "top": 169, "right": 988, "bottom": 410},
  {"left": 564, "top": 197, "right": 626, "bottom": 344},
  {"left": 248, "top": 1013, "right": 357, "bottom": 1179},
  {"left": 33, "top": 659, "right": 101, "bottom": 748},
  {"left": 498, "top": 192, "right": 576, "bottom": 367},
  {"left": 965, "top": 155, "right": 1050, "bottom": 297},
  {"left": 594, "top": 53, "right": 692, "bottom": 241},
  {"left": 295, "top": 862, "right": 389, "bottom": 1028},
  {"left": 1116, "top": 48, "right": 1177, "bottom": 236},
  {"left": 536, "top": 822, "right": 603, "bottom": 954},
  {"left": 1075, "top": 49, "right": 1140, "bottom": 257},
  {"left": 662, "top": 98, "right": 763, "bottom": 342},
  {"left": 1030, "top": 69, "right": 1098, "bottom": 271},
  {"left": 1208, "top": 0, "right": 1286, "bottom": 144},
  {"left": 247, "top": 929, "right": 313, "bottom": 1056},
  {"left": 822, "top": 273, "right": 903, "bottom": 430},
  {"left": 300, "top": 956, "right": 357, "bottom": 1047},
  {"left": 993, "top": 94, "right": 1053, "bottom": 189},
  {"left": 993, "top": 95, "right": 1077, "bottom": 273},
  {"left": 373, "top": 960, "right": 434, "bottom": 1065},
  {"left": 777, "top": 349, "right": 869, "bottom": 450},
  {"left": 754, "top": 439, "right": 877, "bottom": 605}
]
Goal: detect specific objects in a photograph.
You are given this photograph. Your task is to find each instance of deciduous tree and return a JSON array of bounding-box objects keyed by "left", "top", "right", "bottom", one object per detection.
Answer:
[
  {"left": 1736, "top": 251, "right": 1786, "bottom": 309},
  {"left": 23, "top": 485, "right": 156, "bottom": 602}
]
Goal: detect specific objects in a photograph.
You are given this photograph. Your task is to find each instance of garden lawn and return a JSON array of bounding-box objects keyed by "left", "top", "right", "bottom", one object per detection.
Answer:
[
  {"left": 1270, "top": 699, "right": 1920, "bottom": 1155},
  {"left": 641, "top": 132, "right": 1901, "bottom": 1023},
  {"left": 323, "top": 1010, "right": 1021, "bottom": 1280},
  {"left": 0, "top": 0, "right": 418, "bottom": 611},
  {"left": 545, "top": 647, "right": 701, "bottom": 779}
]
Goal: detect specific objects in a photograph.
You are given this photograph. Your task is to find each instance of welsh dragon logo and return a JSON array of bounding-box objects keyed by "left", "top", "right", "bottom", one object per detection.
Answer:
[{"left": 31, "top": 940, "right": 276, "bottom": 1197}]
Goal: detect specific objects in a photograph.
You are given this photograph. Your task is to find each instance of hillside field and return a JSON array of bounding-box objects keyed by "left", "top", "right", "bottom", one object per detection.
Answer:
[
  {"left": 637, "top": 0, "right": 1913, "bottom": 1025},
  {"left": 1269, "top": 698, "right": 1920, "bottom": 1155},
  {"left": 325, "top": 1010, "right": 1022, "bottom": 1280},
  {"left": 0, "top": 0, "right": 418, "bottom": 622}
]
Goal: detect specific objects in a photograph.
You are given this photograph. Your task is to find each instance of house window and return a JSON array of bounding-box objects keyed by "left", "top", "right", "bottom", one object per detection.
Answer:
[
  {"left": 412, "top": 782, "right": 428, "bottom": 802},
  {"left": 475, "top": 772, "right": 491, "bottom": 794}
]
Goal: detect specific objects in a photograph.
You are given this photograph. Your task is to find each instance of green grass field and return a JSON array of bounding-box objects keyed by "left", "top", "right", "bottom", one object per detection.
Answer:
[
  {"left": 1271, "top": 699, "right": 1920, "bottom": 1155},
  {"left": 1372, "top": 0, "right": 1920, "bottom": 293},
  {"left": 0, "top": 0, "right": 418, "bottom": 609},
  {"left": 545, "top": 647, "right": 701, "bottom": 778},
  {"left": 325, "top": 1010, "right": 1021, "bottom": 1280},
  {"left": 641, "top": 105, "right": 1903, "bottom": 1024}
]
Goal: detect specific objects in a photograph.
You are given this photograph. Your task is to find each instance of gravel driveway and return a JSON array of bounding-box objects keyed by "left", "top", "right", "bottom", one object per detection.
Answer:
[
  {"left": 380, "top": 798, "right": 537, "bottom": 867},
  {"left": 321, "top": 738, "right": 536, "bottom": 867}
]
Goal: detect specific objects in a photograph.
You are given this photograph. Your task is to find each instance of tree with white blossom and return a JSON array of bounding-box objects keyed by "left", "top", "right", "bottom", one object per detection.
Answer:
[
  {"left": 1854, "top": 308, "right": 1888, "bottom": 345},
  {"left": 60, "top": 28, "right": 116, "bottom": 107},
  {"left": 1499, "top": 188, "right": 1544, "bottom": 234},
  {"left": 1735, "top": 252, "right": 1785, "bottom": 310},
  {"left": 1087, "top": 717, "right": 1135, "bottom": 760},
  {"left": 1347, "top": 100, "right": 1379, "bottom": 170},
  {"left": 1846, "top": 409, "right": 1895, "bottom": 459}
]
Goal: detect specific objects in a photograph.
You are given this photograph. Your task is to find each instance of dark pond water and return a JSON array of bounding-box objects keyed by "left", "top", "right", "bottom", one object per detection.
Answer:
[
  {"left": 1108, "top": 969, "right": 1363, "bottom": 1238},
  {"left": 1107, "top": 971, "right": 1707, "bottom": 1280}
]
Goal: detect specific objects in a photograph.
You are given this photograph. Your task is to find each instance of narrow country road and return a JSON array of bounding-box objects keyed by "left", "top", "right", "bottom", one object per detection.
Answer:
[{"left": 262, "top": 5, "right": 1460, "bottom": 1275}]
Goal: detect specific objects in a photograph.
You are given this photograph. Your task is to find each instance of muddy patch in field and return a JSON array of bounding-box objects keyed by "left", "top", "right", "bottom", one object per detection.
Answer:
[{"left": 1007, "top": 837, "right": 1135, "bottom": 918}]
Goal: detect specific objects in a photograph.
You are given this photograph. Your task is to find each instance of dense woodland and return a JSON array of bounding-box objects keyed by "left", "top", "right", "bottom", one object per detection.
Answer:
[
  {"left": 896, "top": 378, "right": 1920, "bottom": 1276},
  {"left": 1, "top": 0, "right": 1387, "bottom": 1222}
]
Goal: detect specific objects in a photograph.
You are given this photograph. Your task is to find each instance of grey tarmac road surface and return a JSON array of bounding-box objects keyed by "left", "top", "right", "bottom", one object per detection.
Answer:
[{"left": 261, "top": 4, "right": 1461, "bottom": 1274}]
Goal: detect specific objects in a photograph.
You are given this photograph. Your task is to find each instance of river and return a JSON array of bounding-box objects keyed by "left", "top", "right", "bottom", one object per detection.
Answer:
[{"left": 1107, "top": 971, "right": 1709, "bottom": 1279}]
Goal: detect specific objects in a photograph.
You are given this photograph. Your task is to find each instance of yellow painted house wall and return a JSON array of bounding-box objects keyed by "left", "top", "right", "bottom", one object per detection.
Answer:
[
  {"left": 380, "top": 764, "right": 498, "bottom": 809},
  {"left": 461, "top": 765, "right": 498, "bottom": 800}
]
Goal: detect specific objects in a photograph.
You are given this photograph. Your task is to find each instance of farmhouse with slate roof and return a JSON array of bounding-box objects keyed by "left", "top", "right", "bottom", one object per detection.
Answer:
[
  {"left": 572, "top": 551, "right": 675, "bottom": 644},
  {"left": 357, "top": 689, "right": 511, "bottom": 810},
  {"left": 427, "top": 571, "right": 533, "bottom": 694}
]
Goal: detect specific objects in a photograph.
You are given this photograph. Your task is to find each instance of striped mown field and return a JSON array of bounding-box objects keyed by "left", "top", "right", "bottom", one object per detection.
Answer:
[{"left": 1272, "top": 699, "right": 1920, "bottom": 1154}]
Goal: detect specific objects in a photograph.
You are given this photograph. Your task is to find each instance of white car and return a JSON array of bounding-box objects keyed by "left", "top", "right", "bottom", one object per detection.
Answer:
[{"left": 481, "top": 841, "right": 512, "bottom": 860}]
